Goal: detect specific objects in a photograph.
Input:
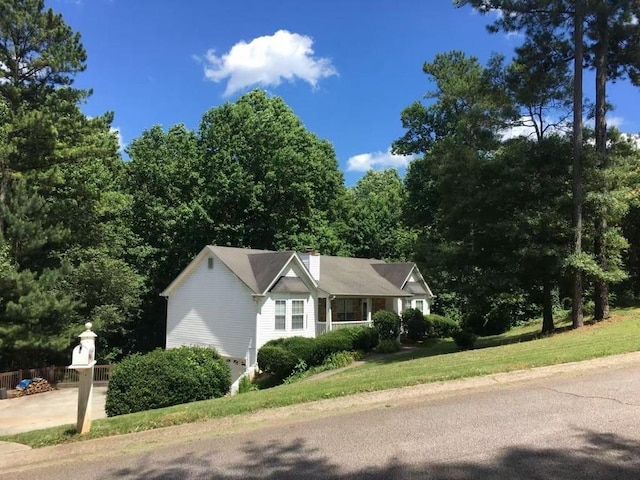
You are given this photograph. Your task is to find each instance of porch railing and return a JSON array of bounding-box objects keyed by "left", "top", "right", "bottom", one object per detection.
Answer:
[{"left": 329, "top": 321, "right": 373, "bottom": 331}]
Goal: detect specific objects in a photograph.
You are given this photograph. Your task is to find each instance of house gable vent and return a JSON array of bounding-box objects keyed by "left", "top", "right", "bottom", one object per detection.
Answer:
[{"left": 207, "top": 257, "right": 214, "bottom": 269}]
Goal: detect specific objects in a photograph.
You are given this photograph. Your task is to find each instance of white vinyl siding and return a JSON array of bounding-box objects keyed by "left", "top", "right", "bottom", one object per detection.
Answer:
[
  {"left": 275, "top": 300, "right": 286, "bottom": 330},
  {"left": 166, "top": 254, "right": 258, "bottom": 365},
  {"left": 292, "top": 300, "right": 304, "bottom": 329},
  {"left": 257, "top": 294, "right": 316, "bottom": 346}
]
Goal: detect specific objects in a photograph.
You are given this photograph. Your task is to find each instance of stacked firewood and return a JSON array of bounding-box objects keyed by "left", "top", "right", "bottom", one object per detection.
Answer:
[{"left": 16, "top": 378, "right": 53, "bottom": 396}]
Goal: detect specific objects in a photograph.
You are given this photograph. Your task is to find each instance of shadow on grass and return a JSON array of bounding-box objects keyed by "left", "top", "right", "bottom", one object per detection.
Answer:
[
  {"left": 109, "top": 430, "right": 640, "bottom": 479},
  {"left": 366, "top": 315, "right": 586, "bottom": 367}
]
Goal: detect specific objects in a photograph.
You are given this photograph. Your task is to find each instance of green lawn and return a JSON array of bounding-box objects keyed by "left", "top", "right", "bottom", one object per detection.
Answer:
[{"left": 4, "top": 309, "right": 640, "bottom": 448}]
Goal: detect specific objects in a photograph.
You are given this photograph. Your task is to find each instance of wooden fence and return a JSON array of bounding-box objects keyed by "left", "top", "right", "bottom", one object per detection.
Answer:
[{"left": 0, "top": 365, "right": 113, "bottom": 390}]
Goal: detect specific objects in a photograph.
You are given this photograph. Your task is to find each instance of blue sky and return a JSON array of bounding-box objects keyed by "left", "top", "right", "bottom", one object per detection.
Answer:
[{"left": 50, "top": 0, "right": 640, "bottom": 185}]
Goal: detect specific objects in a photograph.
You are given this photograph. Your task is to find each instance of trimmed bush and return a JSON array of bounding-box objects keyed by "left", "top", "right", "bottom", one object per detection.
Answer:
[
  {"left": 257, "top": 327, "right": 379, "bottom": 380},
  {"left": 335, "top": 326, "right": 379, "bottom": 352},
  {"left": 424, "top": 314, "right": 460, "bottom": 339},
  {"left": 277, "top": 336, "right": 317, "bottom": 366},
  {"left": 312, "top": 330, "right": 354, "bottom": 365},
  {"left": 402, "top": 308, "right": 427, "bottom": 341},
  {"left": 372, "top": 310, "right": 401, "bottom": 341},
  {"left": 377, "top": 339, "right": 401, "bottom": 353},
  {"left": 257, "top": 345, "right": 299, "bottom": 378},
  {"left": 105, "top": 346, "right": 231, "bottom": 417},
  {"left": 452, "top": 330, "right": 478, "bottom": 350}
]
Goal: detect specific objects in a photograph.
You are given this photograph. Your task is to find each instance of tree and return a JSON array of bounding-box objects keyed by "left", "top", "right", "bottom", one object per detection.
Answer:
[
  {"left": 125, "top": 124, "right": 206, "bottom": 351},
  {"left": 397, "top": 49, "right": 576, "bottom": 334},
  {"left": 0, "top": 0, "right": 143, "bottom": 368},
  {"left": 343, "top": 169, "right": 415, "bottom": 261},
  {"left": 454, "top": 0, "right": 586, "bottom": 328},
  {"left": 198, "top": 90, "right": 347, "bottom": 253},
  {"left": 455, "top": 0, "right": 640, "bottom": 326}
]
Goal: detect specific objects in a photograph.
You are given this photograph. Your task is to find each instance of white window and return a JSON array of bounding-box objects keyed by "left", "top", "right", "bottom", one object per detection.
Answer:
[
  {"left": 292, "top": 300, "right": 304, "bottom": 329},
  {"left": 403, "top": 299, "right": 411, "bottom": 311},
  {"left": 275, "top": 300, "right": 286, "bottom": 330},
  {"left": 414, "top": 300, "right": 424, "bottom": 312}
]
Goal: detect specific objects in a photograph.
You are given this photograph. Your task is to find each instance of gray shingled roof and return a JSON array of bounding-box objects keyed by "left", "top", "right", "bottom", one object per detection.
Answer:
[
  {"left": 317, "top": 256, "right": 412, "bottom": 297},
  {"left": 210, "top": 246, "right": 293, "bottom": 294},
  {"left": 371, "top": 263, "right": 414, "bottom": 288},
  {"left": 270, "top": 276, "right": 311, "bottom": 294},
  {"left": 248, "top": 251, "right": 294, "bottom": 293},
  {"left": 209, "top": 246, "right": 416, "bottom": 297}
]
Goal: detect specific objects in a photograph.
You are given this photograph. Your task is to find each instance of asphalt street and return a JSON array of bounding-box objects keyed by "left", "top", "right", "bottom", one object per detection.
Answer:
[{"left": 4, "top": 362, "right": 640, "bottom": 479}]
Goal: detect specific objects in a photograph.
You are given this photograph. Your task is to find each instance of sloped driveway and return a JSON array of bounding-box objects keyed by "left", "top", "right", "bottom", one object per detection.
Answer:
[{"left": 0, "top": 387, "right": 107, "bottom": 436}]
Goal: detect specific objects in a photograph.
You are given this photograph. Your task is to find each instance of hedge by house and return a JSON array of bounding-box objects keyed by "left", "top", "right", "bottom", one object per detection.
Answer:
[
  {"left": 424, "top": 314, "right": 460, "bottom": 339},
  {"left": 372, "top": 310, "right": 401, "bottom": 341},
  {"left": 402, "top": 308, "right": 427, "bottom": 341},
  {"left": 105, "top": 346, "right": 231, "bottom": 416},
  {"left": 257, "top": 327, "right": 379, "bottom": 379}
]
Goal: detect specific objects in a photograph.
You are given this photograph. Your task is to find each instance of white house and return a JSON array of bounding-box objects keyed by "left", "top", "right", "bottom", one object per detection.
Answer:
[{"left": 161, "top": 246, "right": 433, "bottom": 390}]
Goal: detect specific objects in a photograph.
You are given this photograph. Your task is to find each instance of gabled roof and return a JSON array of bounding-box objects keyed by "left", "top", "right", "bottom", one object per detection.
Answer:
[
  {"left": 270, "top": 277, "right": 311, "bottom": 294},
  {"left": 247, "top": 251, "right": 293, "bottom": 293},
  {"left": 317, "top": 256, "right": 411, "bottom": 297},
  {"left": 161, "top": 246, "right": 315, "bottom": 297},
  {"left": 162, "top": 246, "right": 430, "bottom": 299},
  {"left": 371, "top": 263, "right": 414, "bottom": 288}
]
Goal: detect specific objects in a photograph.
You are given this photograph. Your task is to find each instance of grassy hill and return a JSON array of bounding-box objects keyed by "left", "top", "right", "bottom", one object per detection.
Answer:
[{"left": 4, "top": 308, "right": 640, "bottom": 448}]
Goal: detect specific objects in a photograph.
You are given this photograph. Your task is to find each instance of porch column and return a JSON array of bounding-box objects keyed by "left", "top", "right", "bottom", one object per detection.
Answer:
[
  {"left": 366, "top": 297, "right": 372, "bottom": 325},
  {"left": 327, "top": 297, "right": 332, "bottom": 332}
]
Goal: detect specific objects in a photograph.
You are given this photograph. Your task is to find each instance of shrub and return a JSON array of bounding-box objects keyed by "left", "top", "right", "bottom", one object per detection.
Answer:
[
  {"left": 402, "top": 308, "right": 427, "bottom": 341},
  {"left": 312, "top": 329, "right": 354, "bottom": 365},
  {"left": 452, "top": 330, "right": 478, "bottom": 350},
  {"left": 322, "top": 351, "right": 357, "bottom": 369},
  {"left": 277, "top": 336, "right": 317, "bottom": 365},
  {"left": 257, "top": 345, "right": 299, "bottom": 378},
  {"left": 424, "top": 314, "right": 460, "bottom": 339},
  {"left": 377, "top": 339, "right": 401, "bottom": 353},
  {"left": 372, "top": 310, "right": 401, "bottom": 341},
  {"left": 335, "top": 326, "right": 379, "bottom": 352},
  {"left": 105, "top": 346, "right": 231, "bottom": 417},
  {"left": 237, "top": 375, "right": 257, "bottom": 394}
]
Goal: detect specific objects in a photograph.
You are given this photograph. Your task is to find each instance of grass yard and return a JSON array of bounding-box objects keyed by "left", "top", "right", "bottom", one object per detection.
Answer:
[{"left": 4, "top": 308, "right": 640, "bottom": 448}]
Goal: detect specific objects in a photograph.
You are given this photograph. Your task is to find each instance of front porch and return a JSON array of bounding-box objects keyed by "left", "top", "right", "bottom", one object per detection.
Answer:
[{"left": 315, "top": 297, "right": 399, "bottom": 335}]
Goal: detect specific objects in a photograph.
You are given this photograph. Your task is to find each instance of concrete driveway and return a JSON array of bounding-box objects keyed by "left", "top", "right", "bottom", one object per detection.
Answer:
[{"left": 0, "top": 387, "right": 107, "bottom": 435}]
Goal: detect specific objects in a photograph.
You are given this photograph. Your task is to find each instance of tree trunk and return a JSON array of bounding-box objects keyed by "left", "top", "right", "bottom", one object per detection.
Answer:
[
  {"left": 0, "top": 173, "right": 7, "bottom": 235},
  {"left": 571, "top": 0, "right": 585, "bottom": 329},
  {"left": 593, "top": 7, "right": 610, "bottom": 321},
  {"left": 541, "top": 272, "right": 554, "bottom": 333}
]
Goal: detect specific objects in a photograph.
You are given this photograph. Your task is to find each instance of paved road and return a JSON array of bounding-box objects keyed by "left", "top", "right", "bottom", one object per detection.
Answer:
[{"left": 4, "top": 363, "right": 640, "bottom": 479}]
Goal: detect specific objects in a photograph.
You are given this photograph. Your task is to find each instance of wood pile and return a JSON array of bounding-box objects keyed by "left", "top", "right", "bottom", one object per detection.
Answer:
[{"left": 16, "top": 377, "right": 53, "bottom": 396}]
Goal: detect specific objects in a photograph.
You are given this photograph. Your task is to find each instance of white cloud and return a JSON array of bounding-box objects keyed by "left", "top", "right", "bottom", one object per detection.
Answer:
[
  {"left": 607, "top": 116, "right": 624, "bottom": 128},
  {"left": 347, "top": 148, "right": 413, "bottom": 172},
  {"left": 199, "top": 30, "right": 337, "bottom": 96},
  {"left": 500, "top": 116, "right": 571, "bottom": 140},
  {"left": 110, "top": 127, "right": 124, "bottom": 152}
]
